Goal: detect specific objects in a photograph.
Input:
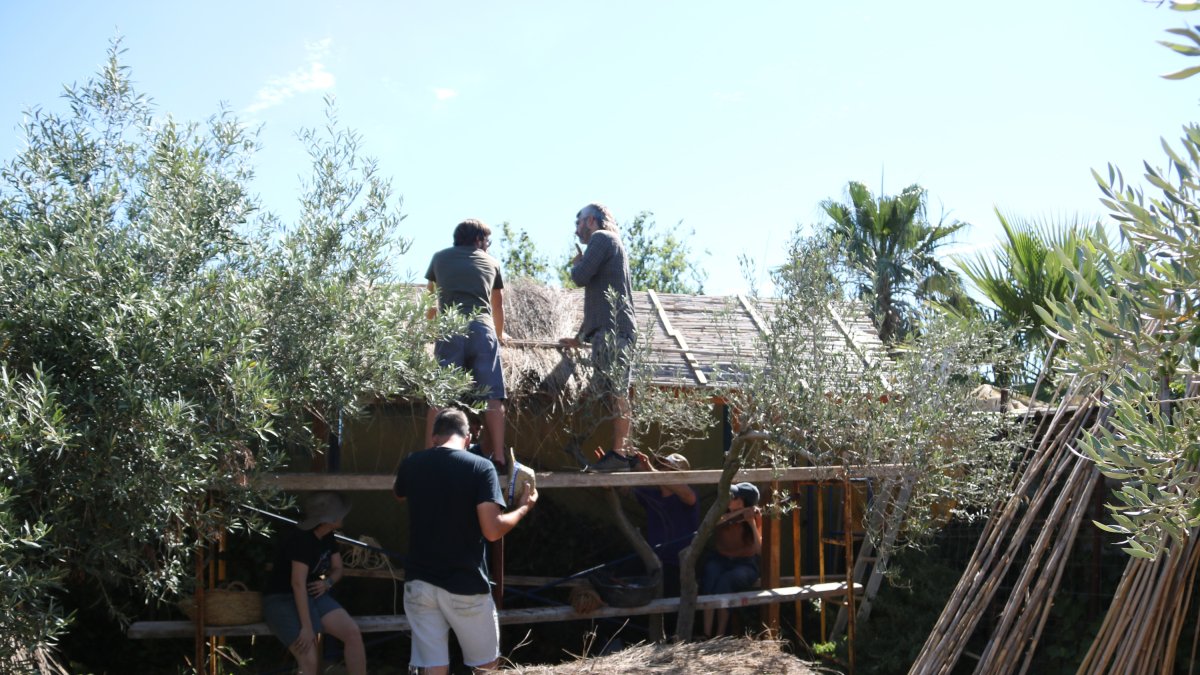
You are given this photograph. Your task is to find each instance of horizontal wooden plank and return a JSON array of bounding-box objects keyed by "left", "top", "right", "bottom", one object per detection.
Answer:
[
  {"left": 264, "top": 465, "right": 906, "bottom": 491},
  {"left": 129, "top": 582, "right": 857, "bottom": 639}
]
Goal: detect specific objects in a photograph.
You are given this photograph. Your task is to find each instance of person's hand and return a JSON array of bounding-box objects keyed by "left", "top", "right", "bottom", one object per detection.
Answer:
[
  {"left": 500, "top": 332, "right": 511, "bottom": 346},
  {"left": 519, "top": 485, "right": 539, "bottom": 510},
  {"left": 292, "top": 626, "right": 317, "bottom": 654},
  {"left": 307, "top": 579, "right": 329, "bottom": 597},
  {"left": 559, "top": 337, "right": 581, "bottom": 349},
  {"left": 633, "top": 451, "right": 653, "bottom": 472}
]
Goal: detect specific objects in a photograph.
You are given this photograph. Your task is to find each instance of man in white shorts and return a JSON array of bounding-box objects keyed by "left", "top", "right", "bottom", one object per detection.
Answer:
[{"left": 393, "top": 409, "right": 538, "bottom": 674}]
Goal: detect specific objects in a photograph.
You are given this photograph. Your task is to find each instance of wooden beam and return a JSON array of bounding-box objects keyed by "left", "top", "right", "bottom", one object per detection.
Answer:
[
  {"left": 828, "top": 303, "right": 890, "bottom": 389},
  {"left": 263, "top": 464, "right": 907, "bottom": 491},
  {"left": 737, "top": 294, "right": 771, "bottom": 336},
  {"left": 129, "top": 582, "right": 859, "bottom": 639},
  {"left": 648, "top": 289, "right": 708, "bottom": 386}
]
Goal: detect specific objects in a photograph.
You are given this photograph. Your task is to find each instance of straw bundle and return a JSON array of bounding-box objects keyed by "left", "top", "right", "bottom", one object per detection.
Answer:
[{"left": 501, "top": 277, "right": 585, "bottom": 402}]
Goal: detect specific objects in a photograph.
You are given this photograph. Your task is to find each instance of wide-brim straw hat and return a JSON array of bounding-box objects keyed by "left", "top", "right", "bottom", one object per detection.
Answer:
[
  {"left": 659, "top": 453, "right": 691, "bottom": 471},
  {"left": 297, "top": 491, "right": 351, "bottom": 530}
]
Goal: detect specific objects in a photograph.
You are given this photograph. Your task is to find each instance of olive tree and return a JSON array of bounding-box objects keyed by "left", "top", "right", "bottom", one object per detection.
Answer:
[
  {"left": 0, "top": 45, "right": 469, "bottom": 670},
  {"left": 673, "top": 232, "right": 1023, "bottom": 640}
]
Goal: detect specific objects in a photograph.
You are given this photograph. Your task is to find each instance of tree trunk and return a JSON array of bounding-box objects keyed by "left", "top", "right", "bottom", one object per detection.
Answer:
[
  {"left": 674, "top": 431, "right": 768, "bottom": 641},
  {"left": 604, "top": 489, "right": 665, "bottom": 640}
]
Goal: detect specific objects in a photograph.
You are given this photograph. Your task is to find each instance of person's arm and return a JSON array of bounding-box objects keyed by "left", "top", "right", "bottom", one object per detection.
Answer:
[
  {"left": 308, "top": 551, "right": 344, "bottom": 597},
  {"left": 748, "top": 509, "right": 763, "bottom": 555},
  {"left": 477, "top": 487, "right": 538, "bottom": 542},
  {"left": 492, "top": 287, "right": 505, "bottom": 342},
  {"left": 666, "top": 483, "right": 698, "bottom": 506},
  {"left": 570, "top": 230, "right": 611, "bottom": 287},
  {"left": 425, "top": 281, "right": 438, "bottom": 320},
  {"left": 290, "top": 560, "right": 317, "bottom": 652}
]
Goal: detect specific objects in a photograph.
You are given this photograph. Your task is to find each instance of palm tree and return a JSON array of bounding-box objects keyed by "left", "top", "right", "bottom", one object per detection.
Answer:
[
  {"left": 955, "top": 210, "right": 1116, "bottom": 386},
  {"left": 822, "top": 181, "right": 966, "bottom": 344}
]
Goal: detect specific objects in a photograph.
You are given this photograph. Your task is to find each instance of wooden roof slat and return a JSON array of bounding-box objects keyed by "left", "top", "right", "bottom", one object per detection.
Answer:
[{"left": 647, "top": 289, "right": 707, "bottom": 386}]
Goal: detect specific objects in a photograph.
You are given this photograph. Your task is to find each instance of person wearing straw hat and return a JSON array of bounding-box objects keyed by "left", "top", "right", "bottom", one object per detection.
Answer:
[
  {"left": 262, "top": 491, "right": 365, "bottom": 675},
  {"left": 701, "top": 482, "right": 763, "bottom": 638},
  {"left": 394, "top": 408, "right": 538, "bottom": 674},
  {"left": 631, "top": 451, "right": 699, "bottom": 598}
]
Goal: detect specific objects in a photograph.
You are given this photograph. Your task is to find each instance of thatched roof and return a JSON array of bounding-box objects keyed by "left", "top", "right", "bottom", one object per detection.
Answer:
[{"left": 502, "top": 279, "right": 887, "bottom": 393}]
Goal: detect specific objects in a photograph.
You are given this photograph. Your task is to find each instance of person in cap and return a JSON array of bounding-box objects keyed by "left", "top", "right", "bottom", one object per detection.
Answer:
[
  {"left": 262, "top": 491, "right": 365, "bottom": 675},
  {"left": 631, "top": 451, "right": 699, "bottom": 598},
  {"left": 425, "top": 218, "right": 508, "bottom": 470},
  {"left": 559, "top": 202, "right": 639, "bottom": 472},
  {"left": 701, "top": 482, "right": 762, "bottom": 638},
  {"left": 394, "top": 408, "right": 538, "bottom": 674}
]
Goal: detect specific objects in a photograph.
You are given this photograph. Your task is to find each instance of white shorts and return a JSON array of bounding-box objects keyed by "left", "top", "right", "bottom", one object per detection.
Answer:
[{"left": 404, "top": 579, "right": 499, "bottom": 668}]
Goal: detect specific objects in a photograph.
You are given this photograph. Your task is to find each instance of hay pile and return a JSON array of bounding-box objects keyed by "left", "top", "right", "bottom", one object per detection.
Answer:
[
  {"left": 502, "top": 277, "right": 586, "bottom": 401},
  {"left": 502, "top": 637, "right": 834, "bottom": 674}
]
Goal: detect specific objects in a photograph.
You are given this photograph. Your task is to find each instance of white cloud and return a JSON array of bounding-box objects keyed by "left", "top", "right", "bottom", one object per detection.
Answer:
[
  {"left": 433, "top": 88, "right": 458, "bottom": 101},
  {"left": 247, "top": 39, "right": 336, "bottom": 113}
]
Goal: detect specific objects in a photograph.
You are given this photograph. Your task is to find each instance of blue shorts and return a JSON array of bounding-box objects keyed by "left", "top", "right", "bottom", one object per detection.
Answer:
[
  {"left": 263, "top": 592, "right": 344, "bottom": 647},
  {"left": 435, "top": 319, "right": 506, "bottom": 400}
]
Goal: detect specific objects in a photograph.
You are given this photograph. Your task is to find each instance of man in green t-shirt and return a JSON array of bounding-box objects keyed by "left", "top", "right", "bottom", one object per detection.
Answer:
[{"left": 425, "top": 219, "right": 507, "bottom": 468}]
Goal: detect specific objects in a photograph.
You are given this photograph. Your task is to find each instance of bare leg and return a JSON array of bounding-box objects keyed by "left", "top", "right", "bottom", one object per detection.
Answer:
[
  {"left": 473, "top": 659, "right": 500, "bottom": 672},
  {"left": 611, "top": 395, "right": 632, "bottom": 456},
  {"left": 484, "top": 399, "right": 505, "bottom": 463},
  {"left": 290, "top": 640, "right": 318, "bottom": 675},
  {"left": 702, "top": 607, "right": 715, "bottom": 638},
  {"left": 425, "top": 405, "right": 441, "bottom": 449},
  {"left": 715, "top": 608, "right": 730, "bottom": 636},
  {"left": 320, "top": 609, "right": 366, "bottom": 675}
]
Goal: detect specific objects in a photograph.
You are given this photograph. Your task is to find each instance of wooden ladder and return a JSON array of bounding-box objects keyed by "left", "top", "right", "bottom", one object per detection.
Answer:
[{"left": 829, "top": 477, "right": 913, "bottom": 639}]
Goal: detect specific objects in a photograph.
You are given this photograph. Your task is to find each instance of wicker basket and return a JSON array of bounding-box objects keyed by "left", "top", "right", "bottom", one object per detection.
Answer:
[
  {"left": 180, "top": 581, "right": 263, "bottom": 626},
  {"left": 588, "top": 570, "right": 661, "bottom": 608}
]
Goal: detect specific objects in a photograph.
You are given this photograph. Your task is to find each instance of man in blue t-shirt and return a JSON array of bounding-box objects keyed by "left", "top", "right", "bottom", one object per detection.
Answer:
[
  {"left": 394, "top": 408, "right": 537, "bottom": 674},
  {"left": 425, "top": 219, "right": 507, "bottom": 469}
]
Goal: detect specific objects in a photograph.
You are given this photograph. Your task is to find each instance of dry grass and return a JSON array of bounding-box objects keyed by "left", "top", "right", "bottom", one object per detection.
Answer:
[{"left": 500, "top": 636, "right": 839, "bottom": 675}]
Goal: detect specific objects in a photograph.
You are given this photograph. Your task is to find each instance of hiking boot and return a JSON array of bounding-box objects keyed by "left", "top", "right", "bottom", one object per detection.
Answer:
[{"left": 587, "top": 451, "right": 636, "bottom": 473}]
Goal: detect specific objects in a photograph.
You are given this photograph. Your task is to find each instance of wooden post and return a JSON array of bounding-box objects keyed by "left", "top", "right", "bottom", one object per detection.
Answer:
[
  {"left": 843, "top": 473, "right": 856, "bottom": 675},
  {"left": 193, "top": 539, "right": 205, "bottom": 674},
  {"left": 792, "top": 482, "right": 803, "bottom": 644},
  {"left": 491, "top": 539, "right": 505, "bottom": 608},
  {"left": 763, "top": 480, "right": 781, "bottom": 633},
  {"left": 817, "top": 483, "right": 827, "bottom": 642}
]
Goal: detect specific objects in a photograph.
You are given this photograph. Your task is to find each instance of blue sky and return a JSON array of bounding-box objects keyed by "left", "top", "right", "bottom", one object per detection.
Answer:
[{"left": 2, "top": 1, "right": 1197, "bottom": 295}]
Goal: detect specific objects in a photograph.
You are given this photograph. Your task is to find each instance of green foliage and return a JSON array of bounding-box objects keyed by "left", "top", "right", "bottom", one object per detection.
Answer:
[
  {"left": 822, "top": 182, "right": 967, "bottom": 344},
  {"left": 956, "top": 211, "right": 1118, "bottom": 387},
  {"left": 0, "top": 44, "right": 469, "bottom": 668},
  {"left": 623, "top": 211, "right": 706, "bottom": 294},
  {"left": 1041, "top": 125, "right": 1200, "bottom": 558},
  {"left": 497, "top": 221, "right": 554, "bottom": 283},
  {"left": 1160, "top": 3, "right": 1200, "bottom": 80},
  {"left": 738, "top": 232, "right": 1022, "bottom": 549}
]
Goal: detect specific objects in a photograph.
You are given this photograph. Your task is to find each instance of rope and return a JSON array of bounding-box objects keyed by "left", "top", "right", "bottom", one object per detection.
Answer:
[{"left": 243, "top": 505, "right": 408, "bottom": 565}]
